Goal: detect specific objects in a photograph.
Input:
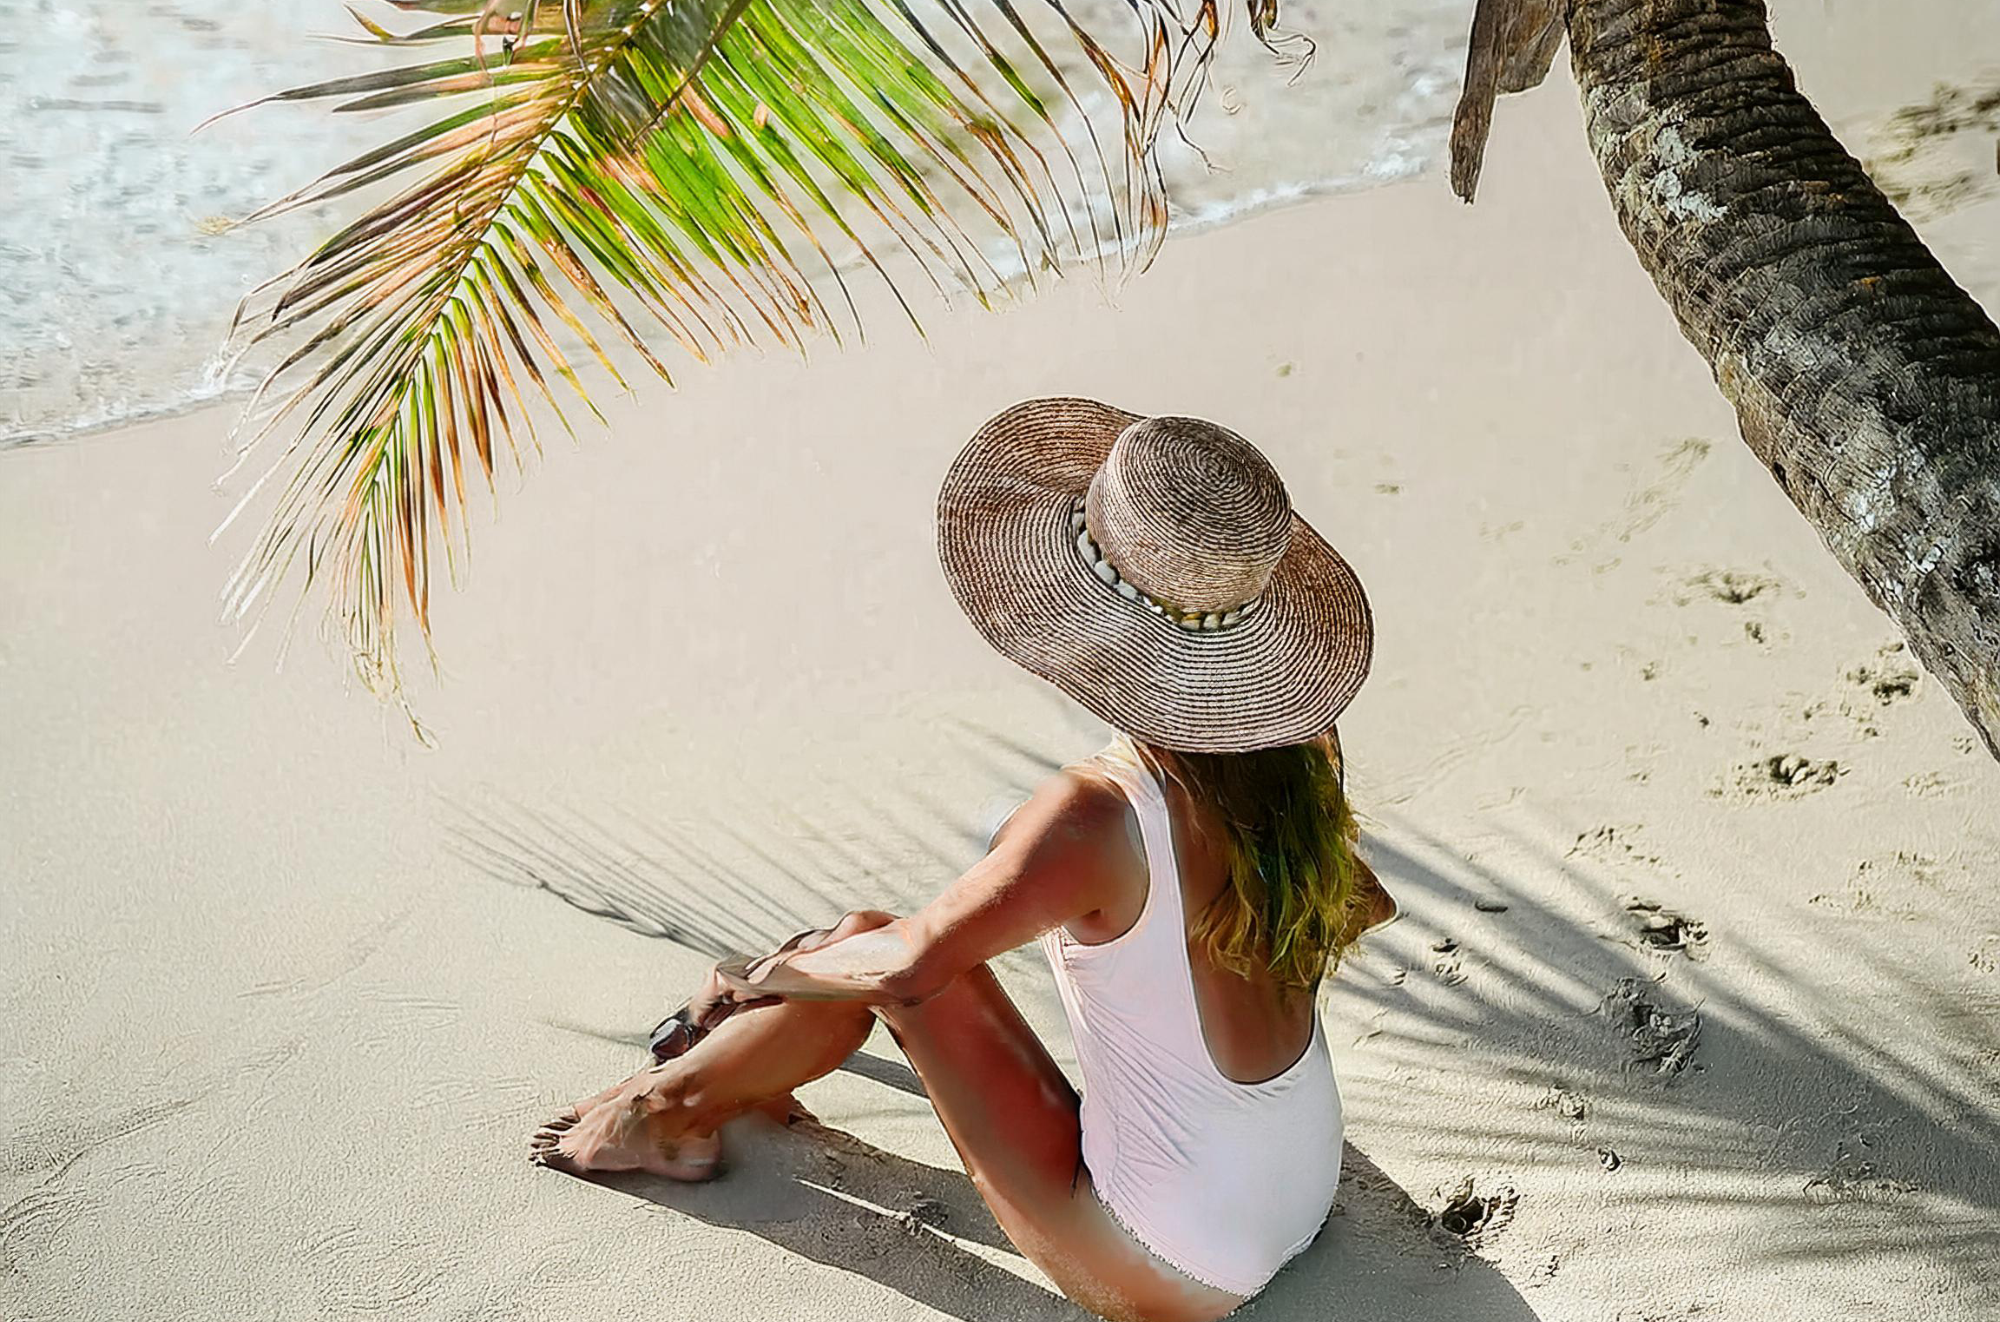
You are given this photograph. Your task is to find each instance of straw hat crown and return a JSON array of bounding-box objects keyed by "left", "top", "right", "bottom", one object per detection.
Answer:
[{"left": 1083, "top": 417, "right": 1294, "bottom": 615}]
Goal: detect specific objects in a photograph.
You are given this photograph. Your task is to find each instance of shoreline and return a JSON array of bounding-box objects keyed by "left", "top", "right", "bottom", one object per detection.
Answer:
[
  {"left": 0, "top": 169, "right": 1426, "bottom": 452},
  {"left": 13, "top": 4, "right": 1998, "bottom": 452}
]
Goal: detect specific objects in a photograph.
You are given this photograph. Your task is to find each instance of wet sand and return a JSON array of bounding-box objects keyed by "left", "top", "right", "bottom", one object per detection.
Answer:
[{"left": 5, "top": 44, "right": 2000, "bottom": 1322}]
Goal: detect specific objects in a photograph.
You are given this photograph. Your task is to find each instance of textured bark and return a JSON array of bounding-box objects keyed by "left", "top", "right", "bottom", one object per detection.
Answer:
[{"left": 1564, "top": 0, "right": 2000, "bottom": 758}]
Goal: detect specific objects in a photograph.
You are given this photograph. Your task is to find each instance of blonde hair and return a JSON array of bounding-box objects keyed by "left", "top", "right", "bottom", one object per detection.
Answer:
[{"left": 1149, "top": 731, "right": 1365, "bottom": 990}]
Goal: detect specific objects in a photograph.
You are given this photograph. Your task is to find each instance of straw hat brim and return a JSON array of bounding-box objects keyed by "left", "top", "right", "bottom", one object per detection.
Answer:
[{"left": 937, "top": 397, "right": 1374, "bottom": 753}]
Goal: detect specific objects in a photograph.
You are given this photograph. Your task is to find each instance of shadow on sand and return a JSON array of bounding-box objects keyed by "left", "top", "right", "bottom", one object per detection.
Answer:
[
  {"left": 450, "top": 714, "right": 2000, "bottom": 1314},
  {"left": 1335, "top": 820, "right": 2000, "bottom": 1297},
  {"left": 564, "top": 1121, "right": 1541, "bottom": 1322},
  {"left": 442, "top": 719, "right": 1550, "bottom": 1321}
]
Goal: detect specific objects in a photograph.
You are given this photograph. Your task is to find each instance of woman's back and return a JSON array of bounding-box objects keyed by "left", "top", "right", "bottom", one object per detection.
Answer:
[
  {"left": 1160, "top": 760, "right": 1324, "bottom": 1085},
  {"left": 1039, "top": 736, "right": 1342, "bottom": 1298},
  {"left": 1063, "top": 741, "right": 1321, "bottom": 1084}
]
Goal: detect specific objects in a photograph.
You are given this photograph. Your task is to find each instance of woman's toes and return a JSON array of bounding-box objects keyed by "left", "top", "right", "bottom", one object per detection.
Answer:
[
  {"left": 528, "top": 1110, "right": 586, "bottom": 1165},
  {"left": 528, "top": 1130, "right": 566, "bottom": 1166},
  {"left": 550, "top": 1129, "right": 612, "bottom": 1172}
]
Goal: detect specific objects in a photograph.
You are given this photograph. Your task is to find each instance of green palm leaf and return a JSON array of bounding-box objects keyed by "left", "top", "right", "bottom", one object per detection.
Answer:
[{"left": 218, "top": 0, "right": 1290, "bottom": 710}]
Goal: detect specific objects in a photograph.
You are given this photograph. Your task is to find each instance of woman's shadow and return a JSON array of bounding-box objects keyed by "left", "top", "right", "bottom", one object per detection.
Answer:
[
  {"left": 447, "top": 780, "right": 1546, "bottom": 1322},
  {"left": 577, "top": 1111, "right": 1540, "bottom": 1321},
  {"left": 579, "top": 1103, "right": 1074, "bottom": 1318}
]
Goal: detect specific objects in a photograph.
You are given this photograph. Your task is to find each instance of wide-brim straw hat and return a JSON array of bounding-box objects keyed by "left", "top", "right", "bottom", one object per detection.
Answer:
[{"left": 938, "top": 397, "right": 1373, "bottom": 753}]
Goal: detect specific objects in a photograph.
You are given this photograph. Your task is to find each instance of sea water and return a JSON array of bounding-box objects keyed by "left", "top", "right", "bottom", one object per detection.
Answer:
[{"left": 0, "top": 0, "right": 1474, "bottom": 446}]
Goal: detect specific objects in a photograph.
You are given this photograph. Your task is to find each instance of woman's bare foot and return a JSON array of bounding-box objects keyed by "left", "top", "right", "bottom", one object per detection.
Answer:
[
  {"left": 528, "top": 1071, "right": 722, "bottom": 1180},
  {"left": 528, "top": 1107, "right": 722, "bottom": 1180}
]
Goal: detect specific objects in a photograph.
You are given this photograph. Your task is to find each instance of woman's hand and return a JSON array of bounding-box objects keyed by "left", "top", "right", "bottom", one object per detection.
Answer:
[
  {"left": 657, "top": 924, "right": 840, "bottom": 1058},
  {"left": 712, "top": 910, "right": 915, "bottom": 1005},
  {"left": 691, "top": 764, "right": 1139, "bottom": 1026}
]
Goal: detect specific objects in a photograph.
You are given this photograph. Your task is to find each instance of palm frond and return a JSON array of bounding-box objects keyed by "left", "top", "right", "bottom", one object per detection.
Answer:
[{"left": 218, "top": 0, "right": 1293, "bottom": 707}]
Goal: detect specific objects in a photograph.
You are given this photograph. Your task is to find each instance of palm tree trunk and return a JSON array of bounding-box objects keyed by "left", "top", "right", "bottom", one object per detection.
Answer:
[{"left": 1560, "top": 0, "right": 2000, "bottom": 758}]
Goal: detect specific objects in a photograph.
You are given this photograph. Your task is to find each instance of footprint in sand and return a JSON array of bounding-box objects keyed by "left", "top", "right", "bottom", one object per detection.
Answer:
[
  {"left": 1803, "top": 1117, "right": 1919, "bottom": 1204},
  {"left": 1531, "top": 1086, "right": 1590, "bottom": 1135},
  {"left": 1807, "top": 886, "right": 1924, "bottom": 923},
  {"left": 1714, "top": 752, "right": 1845, "bottom": 801},
  {"left": 1619, "top": 897, "right": 1708, "bottom": 958},
  {"left": 1598, "top": 977, "right": 1702, "bottom": 1077},
  {"left": 1847, "top": 641, "right": 1921, "bottom": 706},
  {"left": 893, "top": 1193, "right": 951, "bottom": 1237},
  {"left": 1567, "top": 823, "right": 1670, "bottom": 872},
  {"left": 1430, "top": 1177, "right": 1518, "bottom": 1249},
  {"left": 1859, "top": 76, "right": 2000, "bottom": 222},
  {"left": 1969, "top": 937, "right": 1998, "bottom": 975},
  {"left": 1806, "top": 856, "right": 1931, "bottom": 923},
  {"left": 1833, "top": 850, "right": 1960, "bottom": 917},
  {"left": 1793, "top": 642, "right": 1924, "bottom": 740},
  {"left": 1429, "top": 937, "right": 1467, "bottom": 986},
  {"left": 1832, "top": 642, "right": 1924, "bottom": 738},
  {"left": 1663, "top": 567, "right": 1793, "bottom": 649},
  {"left": 1678, "top": 567, "right": 1782, "bottom": 607},
  {"left": 1565, "top": 831, "right": 1706, "bottom": 955},
  {"left": 1902, "top": 770, "right": 1963, "bottom": 798}
]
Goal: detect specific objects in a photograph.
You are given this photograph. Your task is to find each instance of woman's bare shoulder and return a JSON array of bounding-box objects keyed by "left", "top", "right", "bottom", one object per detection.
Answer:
[{"left": 993, "top": 764, "right": 1132, "bottom": 846}]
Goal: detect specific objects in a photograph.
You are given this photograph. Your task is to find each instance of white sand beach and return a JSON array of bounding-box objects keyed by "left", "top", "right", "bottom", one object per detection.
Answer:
[{"left": 5, "top": 12, "right": 2000, "bottom": 1320}]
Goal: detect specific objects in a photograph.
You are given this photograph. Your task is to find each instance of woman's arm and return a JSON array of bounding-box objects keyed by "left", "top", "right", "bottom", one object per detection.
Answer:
[{"left": 718, "top": 768, "right": 1140, "bottom": 1006}]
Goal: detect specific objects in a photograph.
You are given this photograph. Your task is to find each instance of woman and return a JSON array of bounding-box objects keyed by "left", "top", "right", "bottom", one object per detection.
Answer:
[{"left": 530, "top": 397, "right": 1391, "bottom": 1321}]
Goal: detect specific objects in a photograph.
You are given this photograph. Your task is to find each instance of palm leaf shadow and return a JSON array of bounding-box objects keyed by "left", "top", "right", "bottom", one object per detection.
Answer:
[
  {"left": 439, "top": 743, "right": 1550, "bottom": 1319},
  {"left": 1341, "top": 818, "right": 2000, "bottom": 1292},
  {"left": 444, "top": 797, "right": 794, "bottom": 957},
  {"left": 442, "top": 793, "right": 933, "bottom": 1103}
]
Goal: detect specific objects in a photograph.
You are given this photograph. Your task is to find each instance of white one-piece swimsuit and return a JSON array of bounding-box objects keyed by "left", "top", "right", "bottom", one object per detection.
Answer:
[{"left": 1037, "top": 736, "right": 1343, "bottom": 1297}]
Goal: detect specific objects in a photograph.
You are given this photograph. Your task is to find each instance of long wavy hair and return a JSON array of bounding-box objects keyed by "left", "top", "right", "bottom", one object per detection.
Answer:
[{"left": 1148, "top": 730, "right": 1366, "bottom": 991}]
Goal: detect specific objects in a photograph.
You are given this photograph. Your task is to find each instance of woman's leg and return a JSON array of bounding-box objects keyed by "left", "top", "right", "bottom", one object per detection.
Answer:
[
  {"left": 530, "top": 978, "right": 876, "bottom": 1178},
  {"left": 874, "top": 968, "right": 1246, "bottom": 1322},
  {"left": 533, "top": 911, "right": 910, "bottom": 1175},
  {"left": 529, "top": 917, "right": 1242, "bottom": 1322}
]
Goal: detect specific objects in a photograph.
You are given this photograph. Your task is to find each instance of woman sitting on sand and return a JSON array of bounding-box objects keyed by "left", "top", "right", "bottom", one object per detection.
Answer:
[{"left": 531, "top": 397, "right": 1393, "bottom": 1322}]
